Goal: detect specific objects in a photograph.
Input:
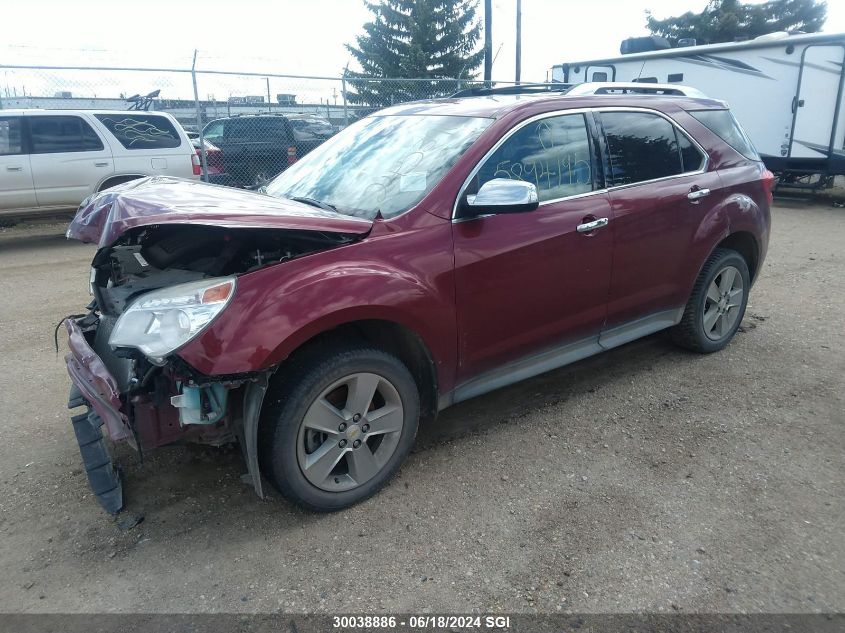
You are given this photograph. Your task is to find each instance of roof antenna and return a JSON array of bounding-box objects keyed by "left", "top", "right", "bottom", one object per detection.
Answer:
[{"left": 635, "top": 60, "right": 646, "bottom": 82}]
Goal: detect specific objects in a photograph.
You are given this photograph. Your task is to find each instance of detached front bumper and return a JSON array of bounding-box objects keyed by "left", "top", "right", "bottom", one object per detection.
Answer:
[
  {"left": 64, "top": 318, "right": 125, "bottom": 514},
  {"left": 65, "top": 318, "right": 133, "bottom": 444},
  {"left": 63, "top": 315, "right": 270, "bottom": 512}
]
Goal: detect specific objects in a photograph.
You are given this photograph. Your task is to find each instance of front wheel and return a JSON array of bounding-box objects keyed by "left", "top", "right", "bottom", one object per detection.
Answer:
[
  {"left": 671, "top": 248, "right": 750, "bottom": 353},
  {"left": 259, "top": 346, "right": 420, "bottom": 511}
]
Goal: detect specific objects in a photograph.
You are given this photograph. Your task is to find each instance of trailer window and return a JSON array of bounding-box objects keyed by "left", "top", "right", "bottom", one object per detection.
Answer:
[{"left": 690, "top": 110, "right": 759, "bottom": 160}]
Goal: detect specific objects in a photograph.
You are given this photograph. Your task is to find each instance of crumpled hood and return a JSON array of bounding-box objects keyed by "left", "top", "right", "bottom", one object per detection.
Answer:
[{"left": 66, "top": 176, "right": 373, "bottom": 247}]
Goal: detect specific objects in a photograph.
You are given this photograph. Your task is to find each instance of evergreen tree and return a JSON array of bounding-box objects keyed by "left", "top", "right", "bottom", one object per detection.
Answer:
[
  {"left": 345, "top": 0, "right": 484, "bottom": 107},
  {"left": 646, "top": 0, "right": 827, "bottom": 46}
]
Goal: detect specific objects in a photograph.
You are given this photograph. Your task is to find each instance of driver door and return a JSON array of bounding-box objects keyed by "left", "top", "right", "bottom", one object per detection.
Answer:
[{"left": 452, "top": 111, "right": 613, "bottom": 385}]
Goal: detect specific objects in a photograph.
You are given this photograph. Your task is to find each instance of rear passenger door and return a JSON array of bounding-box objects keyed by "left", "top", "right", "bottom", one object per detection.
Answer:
[
  {"left": 596, "top": 109, "right": 721, "bottom": 339},
  {"left": 0, "top": 116, "right": 37, "bottom": 211},
  {"left": 26, "top": 114, "right": 113, "bottom": 208}
]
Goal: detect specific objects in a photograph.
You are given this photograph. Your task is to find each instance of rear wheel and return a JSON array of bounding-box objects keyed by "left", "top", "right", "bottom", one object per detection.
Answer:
[
  {"left": 671, "top": 248, "right": 750, "bottom": 353},
  {"left": 259, "top": 346, "right": 419, "bottom": 511}
]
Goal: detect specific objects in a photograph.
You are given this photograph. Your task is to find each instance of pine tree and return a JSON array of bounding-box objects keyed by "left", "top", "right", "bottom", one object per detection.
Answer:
[
  {"left": 345, "top": 0, "right": 484, "bottom": 107},
  {"left": 646, "top": 0, "right": 827, "bottom": 46}
]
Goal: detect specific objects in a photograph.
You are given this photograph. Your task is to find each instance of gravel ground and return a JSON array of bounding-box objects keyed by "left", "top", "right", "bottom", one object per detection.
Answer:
[{"left": 0, "top": 199, "right": 842, "bottom": 615}]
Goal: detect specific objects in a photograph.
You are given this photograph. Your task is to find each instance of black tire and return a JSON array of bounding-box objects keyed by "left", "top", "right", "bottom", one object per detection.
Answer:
[
  {"left": 671, "top": 248, "right": 750, "bottom": 353},
  {"left": 258, "top": 345, "right": 420, "bottom": 512}
]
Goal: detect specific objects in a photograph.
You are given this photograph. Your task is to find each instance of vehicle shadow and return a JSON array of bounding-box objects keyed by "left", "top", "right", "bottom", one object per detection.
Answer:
[
  {"left": 418, "top": 332, "right": 681, "bottom": 447},
  {"left": 113, "top": 329, "right": 690, "bottom": 526}
]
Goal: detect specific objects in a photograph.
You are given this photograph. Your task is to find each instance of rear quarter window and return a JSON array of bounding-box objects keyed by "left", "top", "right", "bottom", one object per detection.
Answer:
[
  {"left": 689, "top": 109, "right": 759, "bottom": 160},
  {"left": 94, "top": 114, "right": 182, "bottom": 150}
]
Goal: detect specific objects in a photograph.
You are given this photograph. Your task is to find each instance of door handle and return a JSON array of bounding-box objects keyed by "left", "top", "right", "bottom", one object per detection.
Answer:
[
  {"left": 687, "top": 188, "right": 711, "bottom": 202},
  {"left": 94, "top": 162, "right": 110, "bottom": 167},
  {"left": 6, "top": 166, "right": 22, "bottom": 172},
  {"left": 576, "top": 217, "right": 609, "bottom": 233}
]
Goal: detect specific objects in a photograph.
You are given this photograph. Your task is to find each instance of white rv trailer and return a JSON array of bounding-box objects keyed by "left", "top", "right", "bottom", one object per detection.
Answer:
[{"left": 552, "top": 32, "right": 845, "bottom": 184}]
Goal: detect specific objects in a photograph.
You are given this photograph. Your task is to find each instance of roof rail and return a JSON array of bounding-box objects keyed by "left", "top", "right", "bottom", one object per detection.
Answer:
[
  {"left": 566, "top": 82, "right": 708, "bottom": 98},
  {"left": 451, "top": 82, "right": 571, "bottom": 98},
  {"left": 449, "top": 81, "right": 708, "bottom": 100}
]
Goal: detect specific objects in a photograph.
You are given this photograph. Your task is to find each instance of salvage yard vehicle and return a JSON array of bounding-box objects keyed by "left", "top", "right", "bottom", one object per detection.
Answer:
[
  {"left": 201, "top": 113, "right": 334, "bottom": 188},
  {"left": 63, "top": 82, "right": 772, "bottom": 513},
  {"left": 0, "top": 110, "right": 198, "bottom": 217}
]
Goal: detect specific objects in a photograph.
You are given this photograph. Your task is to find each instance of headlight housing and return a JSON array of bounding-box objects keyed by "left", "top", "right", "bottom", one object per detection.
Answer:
[{"left": 109, "top": 276, "right": 236, "bottom": 362}]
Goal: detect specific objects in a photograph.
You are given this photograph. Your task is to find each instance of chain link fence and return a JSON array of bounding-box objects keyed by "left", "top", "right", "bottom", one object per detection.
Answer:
[{"left": 1, "top": 62, "right": 548, "bottom": 189}]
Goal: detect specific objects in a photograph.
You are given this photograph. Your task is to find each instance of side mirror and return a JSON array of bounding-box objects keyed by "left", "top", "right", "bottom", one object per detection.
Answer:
[{"left": 465, "top": 178, "right": 539, "bottom": 215}]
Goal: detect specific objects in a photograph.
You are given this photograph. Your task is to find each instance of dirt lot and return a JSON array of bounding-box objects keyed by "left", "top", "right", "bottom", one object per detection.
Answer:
[{"left": 0, "top": 200, "right": 842, "bottom": 615}]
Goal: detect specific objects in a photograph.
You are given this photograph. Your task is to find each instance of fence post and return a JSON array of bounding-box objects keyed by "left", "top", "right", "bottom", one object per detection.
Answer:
[
  {"left": 191, "top": 50, "right": 209, "bottom": 182},
  {"left": 341, "top": 69, "right": 349, "bottom": 127}
]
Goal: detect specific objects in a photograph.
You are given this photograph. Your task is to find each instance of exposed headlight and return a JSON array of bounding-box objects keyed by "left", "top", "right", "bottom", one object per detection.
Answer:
[{"left": 109, "top": 277, "right": 236, "bottom": 362}]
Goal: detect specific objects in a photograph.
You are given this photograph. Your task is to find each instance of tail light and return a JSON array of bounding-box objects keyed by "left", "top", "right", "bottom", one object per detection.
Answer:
[
  {"left": 762, "top": 169, "right": 775, "bottom": 205},
  {"left": 287, "top": 145, "right": 298, "bottom": 165},
  {"left": 191, "top": 152, "right": 202, "bottom": 176}
]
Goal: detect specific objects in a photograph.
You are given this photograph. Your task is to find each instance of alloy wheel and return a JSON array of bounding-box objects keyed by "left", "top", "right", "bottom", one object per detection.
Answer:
[
  {"left": 296, "top": 372, "right": 404, "bottom": 492},
  {"left": 702, "top": 265, "right": 744, "bottom": 341}
]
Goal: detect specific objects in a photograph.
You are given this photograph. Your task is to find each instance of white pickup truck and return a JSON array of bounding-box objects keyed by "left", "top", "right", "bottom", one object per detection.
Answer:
[{"left": 0, "top": 109, "right": 199, "bottom": 217}]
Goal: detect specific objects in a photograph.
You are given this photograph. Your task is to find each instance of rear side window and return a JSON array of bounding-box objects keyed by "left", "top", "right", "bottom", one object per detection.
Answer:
[
  {"left": 289, "top": 118, "right": 334, "bottom": 141},
  {"left": 690, "top": 109, "right": 759, "bottom": 160},
  {"left": 601, "top": 112, "right": 683, "bottom": 186},
  {"left": 94, "top": 114, "right": 181, "bottom": 150},
  {"left": 473, "top": 113, "right": 595, "bottom": 202},
  {"left": 0, "top": 117, "right": 24, "bottom": 155},
  {"left": 30, "top": 116, "right": 104, "bottom": 154}
]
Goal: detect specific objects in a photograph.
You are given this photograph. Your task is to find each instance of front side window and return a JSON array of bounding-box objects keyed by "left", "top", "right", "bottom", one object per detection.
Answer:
[
  {"left": 30, "top": 116, "right": 104, "bottom": 154},
  {"left": 94, "top": 114, "right": 181, "bottom": 150},
  {"left": 471, "top": 113, "right": 595, "bottom": 203},
  {"left": 0, "top": 117, "right": 24, "bottom": 155},
  {"left": 266, "top": 114, "right": 492, "bottom": 220},
  {"left": 601, "top": 111, "right": 688, "bottom": 186}
]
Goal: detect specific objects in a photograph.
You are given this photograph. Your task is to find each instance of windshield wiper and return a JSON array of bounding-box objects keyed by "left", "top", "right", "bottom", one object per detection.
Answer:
[{"left": 289, "top": 196, "right": 338, "bottom": 212}]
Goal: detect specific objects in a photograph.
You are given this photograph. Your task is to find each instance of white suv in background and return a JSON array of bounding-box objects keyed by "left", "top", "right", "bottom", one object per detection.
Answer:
[{"left": 0, "top": 109, "right": 199, "bottom": 217}]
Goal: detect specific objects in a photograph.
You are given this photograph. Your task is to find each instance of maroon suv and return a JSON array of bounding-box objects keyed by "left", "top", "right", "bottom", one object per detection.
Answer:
[{"left": 64, "top": 84, "right": 772, "bottom": 513}]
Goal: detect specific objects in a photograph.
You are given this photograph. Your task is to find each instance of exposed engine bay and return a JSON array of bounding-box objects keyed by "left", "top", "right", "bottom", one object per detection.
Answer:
[
  {"left": 91, "top": 225, "right": 357, "bottom": 316},
  {"left": 68, "top": 224, "right": 360, "bottom": 512}
]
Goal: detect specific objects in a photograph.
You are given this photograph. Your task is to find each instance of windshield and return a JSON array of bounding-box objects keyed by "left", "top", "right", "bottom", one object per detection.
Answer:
[{"left": 265, "top": 114, "right": 492, "bottom": 219}]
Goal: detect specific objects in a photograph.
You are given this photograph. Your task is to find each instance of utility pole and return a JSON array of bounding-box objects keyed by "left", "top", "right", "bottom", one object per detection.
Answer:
[
  {"left": 484, "top": 0, "right": 492, "bottom": 84},
  {"left": 515, "top": 0, "right": 522, "bottom": 84}
]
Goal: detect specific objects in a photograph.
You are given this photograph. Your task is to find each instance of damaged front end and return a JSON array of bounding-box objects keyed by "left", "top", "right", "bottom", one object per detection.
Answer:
[{"left": 63, "top": 179, "right": 370, "bottom": 513}]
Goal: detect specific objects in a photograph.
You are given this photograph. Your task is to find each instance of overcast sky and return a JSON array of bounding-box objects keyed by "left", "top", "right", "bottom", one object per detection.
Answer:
[{"left": 3, "top": 0, "right": 844, "bottom": 100}]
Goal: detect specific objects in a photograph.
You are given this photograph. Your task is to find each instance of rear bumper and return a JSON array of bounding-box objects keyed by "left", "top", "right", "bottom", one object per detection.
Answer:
[{"left": 64, "top": 318, "right": 133, "bottom": 445}]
